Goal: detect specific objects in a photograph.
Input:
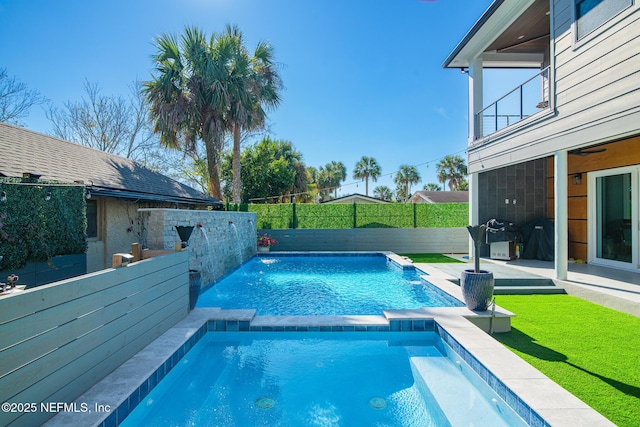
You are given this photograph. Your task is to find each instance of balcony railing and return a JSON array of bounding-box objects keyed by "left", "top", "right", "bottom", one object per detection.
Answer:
[{"left": 475, "top": 67, "right": 550, "bottom": 139}]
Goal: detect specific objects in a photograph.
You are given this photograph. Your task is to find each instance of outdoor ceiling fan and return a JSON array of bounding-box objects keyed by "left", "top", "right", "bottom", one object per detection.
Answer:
[{"left": 569, "top": 147, "right": 607, "bottom": 156}]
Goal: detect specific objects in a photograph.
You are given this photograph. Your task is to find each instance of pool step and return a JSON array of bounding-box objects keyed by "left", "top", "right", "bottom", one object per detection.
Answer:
[
  {"left": 448, "top": 277, "right": 565, "bottom": 295},
  {"left": 410, "top": 356, "right": 521, "bottom": 427}
]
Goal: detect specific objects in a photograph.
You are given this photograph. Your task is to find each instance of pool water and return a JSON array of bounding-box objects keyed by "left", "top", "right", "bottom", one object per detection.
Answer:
[
  {"left": 196, "top": 255, "right": 463, "bottom": 314},
  {"left": 120, "top": 332, "right": 527, "bottom": 427}
]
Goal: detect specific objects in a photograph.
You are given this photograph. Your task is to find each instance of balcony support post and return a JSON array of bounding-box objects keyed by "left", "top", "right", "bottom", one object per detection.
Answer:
[
  {"left": 468, "top": 57, "right": 483, "bottom": 142},
  {"left": 554, "top": 150, "right": 568, "bottom": 280}
]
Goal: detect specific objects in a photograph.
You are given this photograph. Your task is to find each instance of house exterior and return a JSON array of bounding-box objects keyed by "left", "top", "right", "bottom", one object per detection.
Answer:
[
  {"left": 409, "top": 191, "right": 469, "bottom": 204},
  {"left": 444, "top": 0, "right": 639, "bottom": 276},
  {"left": 0, "top": 122, "right": 221, "bottom": 273},
  {"left": 322, "top": 193, "right": 390, "bottom": 204}
]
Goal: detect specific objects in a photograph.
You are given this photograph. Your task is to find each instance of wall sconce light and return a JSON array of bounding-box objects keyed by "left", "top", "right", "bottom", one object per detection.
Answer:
[
  {"left": 86, "top": 191, "right": 92, "bottom": 199},
  {"left": 572, "top": 173, "right": 582, "bottom": 185},
  {"left": 0, "top": 191, "right": 6, "bottom": 202},
  {"left": 45, "top": 191, "right": 52, "bottom": 201},
  {"left": 22, "top": 172, "right": 42, "bottom": 181}
]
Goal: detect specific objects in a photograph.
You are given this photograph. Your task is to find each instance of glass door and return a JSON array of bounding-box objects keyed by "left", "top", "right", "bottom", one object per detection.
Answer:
[{"left": 589, "top": 166, "right": 638, "bottom": 269}]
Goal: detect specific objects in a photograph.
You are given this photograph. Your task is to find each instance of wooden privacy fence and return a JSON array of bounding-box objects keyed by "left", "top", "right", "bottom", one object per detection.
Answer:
[{"left": 0, "top": 252, "right": 189, "bottom": 427}]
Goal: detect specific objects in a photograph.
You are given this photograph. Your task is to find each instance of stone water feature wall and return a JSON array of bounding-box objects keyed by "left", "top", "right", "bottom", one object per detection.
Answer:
[{"left": 140, "top": 209, "right": 257, "bottom": 286}]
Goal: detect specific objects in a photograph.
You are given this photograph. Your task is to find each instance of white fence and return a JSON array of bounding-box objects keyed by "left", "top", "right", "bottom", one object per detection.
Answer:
[{"left": 0, "top": 252, "right": 189, "bottom": 427}]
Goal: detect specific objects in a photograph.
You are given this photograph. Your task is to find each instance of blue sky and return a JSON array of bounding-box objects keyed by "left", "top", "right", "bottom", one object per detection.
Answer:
[{"left": 0, "top": 0, "right": 511, "bottom": 196}]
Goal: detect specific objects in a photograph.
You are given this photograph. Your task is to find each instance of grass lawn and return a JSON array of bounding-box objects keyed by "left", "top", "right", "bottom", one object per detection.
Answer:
[
  {"left": 493, "top": 295, "right": 640, "bottom": 427},
  {"left": 400, "top": 253, "right": 464, "bottom": 263}
]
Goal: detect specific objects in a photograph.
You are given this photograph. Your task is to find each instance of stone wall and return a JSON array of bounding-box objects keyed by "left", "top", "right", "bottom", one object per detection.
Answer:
[{"left": 140, "top": 209, "right": 257, "bottom": 286}]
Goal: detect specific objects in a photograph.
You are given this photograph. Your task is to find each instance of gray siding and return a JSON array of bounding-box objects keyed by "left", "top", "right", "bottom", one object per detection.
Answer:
[{"left": 469, "top": 2, "right": 640, "bottom": 173}]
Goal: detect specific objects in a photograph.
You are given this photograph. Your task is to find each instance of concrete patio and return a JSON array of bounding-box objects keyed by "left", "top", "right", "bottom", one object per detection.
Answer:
[{"left": 418, "top": 256, "right": 640, "bottom": 318}]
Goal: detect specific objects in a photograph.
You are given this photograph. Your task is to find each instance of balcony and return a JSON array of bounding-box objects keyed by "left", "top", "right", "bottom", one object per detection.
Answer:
[{"left": 475, "top": 67, "right": 550, "bottom": 139}]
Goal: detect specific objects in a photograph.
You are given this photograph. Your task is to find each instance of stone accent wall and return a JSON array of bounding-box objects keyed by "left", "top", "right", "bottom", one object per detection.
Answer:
[{"left": 140, "top": 209, "right": 257, "bottom": 286}]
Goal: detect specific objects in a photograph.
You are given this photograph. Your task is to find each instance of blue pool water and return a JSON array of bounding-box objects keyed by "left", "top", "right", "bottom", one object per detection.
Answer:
[
  {"left": 196, "top": 254, "right": 464, "bottom": 314},
  {"left": 120, "top": 332, "right": 527, "bottom": 427}
]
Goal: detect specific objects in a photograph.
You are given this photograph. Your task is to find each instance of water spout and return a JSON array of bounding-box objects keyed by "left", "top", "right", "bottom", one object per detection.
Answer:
[{"left": 175, "top": 225, "right": 194, "bottom": 248}]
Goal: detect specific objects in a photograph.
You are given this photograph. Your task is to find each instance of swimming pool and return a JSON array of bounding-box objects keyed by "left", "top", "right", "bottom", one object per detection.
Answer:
[
  {"left": 196, "top": 253, "right": 464, "bottom": 314},
  {"left": 120, "top": 331, "right": 528, "bottom": 427}
]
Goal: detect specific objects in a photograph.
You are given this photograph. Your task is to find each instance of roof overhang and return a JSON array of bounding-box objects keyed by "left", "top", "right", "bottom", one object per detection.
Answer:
[
  {"left": 443, "top": 0, "right": 549, "bottom": 69},
  {"left": 88, "top": 186, "right": 222, "bottom": 208}
]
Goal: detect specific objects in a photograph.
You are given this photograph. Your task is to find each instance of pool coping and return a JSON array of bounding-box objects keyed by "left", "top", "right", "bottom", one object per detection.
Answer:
[{"left": 44, "top": 307, "right": 614, "bottom": 427}]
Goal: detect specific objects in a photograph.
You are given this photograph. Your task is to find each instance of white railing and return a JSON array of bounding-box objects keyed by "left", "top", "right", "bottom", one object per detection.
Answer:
[{"left": 476, "top": 67, "right": 550, "bottom": 138}]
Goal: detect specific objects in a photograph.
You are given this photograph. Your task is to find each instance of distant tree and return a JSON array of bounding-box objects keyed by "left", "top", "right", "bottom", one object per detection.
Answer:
[
  {"left": 423, "top": 183, "right": 441, "bottom": 191},
  {"left": 373, "top": 185, "right": 393, "bottom": 201},
  {"left": 47, "top": 80, "right": 156, "bottom": 162},
  {"left": 221, "top": 137, "right": 306, "bottom": 202},
  {"left": 144, "top": 27, "right": 228, "bottom": 199},
  {"left": 394, "top": 165, "right": 421, "bottom": 202},
  {"left": 224, "top": 25, "right": 282, "bottom": 204},
  {"left": 353, "top": 156, "right": 381, "bottom": 196},
  {"left": 0, "top": 67, "right": 46, "bottom": 125},
  {"left": 458, "top": 179, "right": 469, "bottom": 191},
  {"left": 436, "top": 154, "right": 467, "bottom": 191},
  {"left": 318, "top": 161, "right": 347, "bottom": 200},
  {"left": 305, "top": 166, "right": 320, "bottom": 203}
]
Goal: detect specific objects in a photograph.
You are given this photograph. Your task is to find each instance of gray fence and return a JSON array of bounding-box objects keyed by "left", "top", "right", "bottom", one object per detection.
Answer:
[
  {"left": 0, "top": 252, "right": 189, "bottom": 427},
  {"left": 260, "top": 228, "right": 468, "bottom": 253}
]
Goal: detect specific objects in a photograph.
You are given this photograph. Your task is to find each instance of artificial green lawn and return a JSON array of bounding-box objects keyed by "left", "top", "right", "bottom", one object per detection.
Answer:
[
  {"left": 399, "top": 253, "right": 464, "bottom": 263},
  {"left": 493, "top": 295, "right": 640, "bottom": 427}
]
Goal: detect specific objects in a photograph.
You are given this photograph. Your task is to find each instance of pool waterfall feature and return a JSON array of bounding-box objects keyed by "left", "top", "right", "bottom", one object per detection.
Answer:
[{"left": 140, "top": 209, "right": 257, "bottom": 287}]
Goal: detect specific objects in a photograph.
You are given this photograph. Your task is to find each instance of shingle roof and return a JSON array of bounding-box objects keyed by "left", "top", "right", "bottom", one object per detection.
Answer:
[
  {"left": 410, "top": 191, "right": 469, "bottom": 203},
  {"left": 0, "top": 122, "right": 221, "bottom": 206}
]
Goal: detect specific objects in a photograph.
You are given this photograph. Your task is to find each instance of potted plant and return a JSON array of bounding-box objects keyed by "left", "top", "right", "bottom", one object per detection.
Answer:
[
  {"left": 257, "top": 233, "right": 278, "bottom": 253},
  {"left": 460, "top": 224, "right": 494, "bottom": 311}
]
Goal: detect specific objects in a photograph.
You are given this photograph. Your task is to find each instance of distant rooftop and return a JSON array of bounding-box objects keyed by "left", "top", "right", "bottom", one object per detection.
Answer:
[
  {"left": 410, "top": 191, "right": 469, "bottom": 204},
  {"left": 322, "top": 193, "right": 390, "bottom": 204}
]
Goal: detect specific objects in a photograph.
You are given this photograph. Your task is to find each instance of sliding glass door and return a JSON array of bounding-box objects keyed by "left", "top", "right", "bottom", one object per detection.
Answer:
[{"left": 589, "top": 166, "right": 638, "bottom": 269}]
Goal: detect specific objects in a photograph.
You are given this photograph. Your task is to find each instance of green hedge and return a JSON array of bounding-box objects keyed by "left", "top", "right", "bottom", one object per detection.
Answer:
[
  {"left": 0, "top": 179, "right": 87, "bottom": 270},
  {"left": 227, "top": 202, "right": 468, "bottom": 229}
]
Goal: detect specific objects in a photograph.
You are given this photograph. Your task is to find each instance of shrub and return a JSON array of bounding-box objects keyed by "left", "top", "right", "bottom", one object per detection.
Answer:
[
  {"left": 0, "top": 179, "right": 87, "bottom": 270},
  {"left": 226, "top": 202, "right": 468, "bottom": 229}
]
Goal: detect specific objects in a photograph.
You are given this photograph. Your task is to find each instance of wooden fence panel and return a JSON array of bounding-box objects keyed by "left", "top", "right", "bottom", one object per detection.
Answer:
[{"left": 0, "top": 252, "right": 189, "bottom": 427}]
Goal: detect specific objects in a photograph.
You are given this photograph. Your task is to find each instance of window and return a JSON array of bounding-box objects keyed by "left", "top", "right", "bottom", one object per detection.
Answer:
[
  {"left": 86, "top": 199, "right": 98, "bottom": 238},
  {"left": 575, "top": 0, "right": 632, "bottom": 39}
]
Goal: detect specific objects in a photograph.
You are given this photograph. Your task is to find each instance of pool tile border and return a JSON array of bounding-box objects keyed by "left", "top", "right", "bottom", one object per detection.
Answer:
[
  {"left": 56, "top": 311, "right": 540, "bottom": 427},
  {"left": 46, "top": 307, "right": 612, "bottom": 427}
]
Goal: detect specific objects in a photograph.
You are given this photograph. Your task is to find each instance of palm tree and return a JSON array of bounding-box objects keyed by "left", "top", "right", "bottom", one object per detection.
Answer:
[
  {"left": 393, "top": 165, "right": 421, "bottom": 202},
  {"left": 373, "top": 185, "right": 393, "bottom": 201},
  {"left": 224, "top": 25, "right": 282, "bottom": 203},
  {"left": 317, "top": 161, "right": 346, "bottom": 200},
  {"left": 353, "top": 156, "right": 381, "bottom": 196},
  {"left": 436, "top": 154, "right": 467, "bottom": 191},
  {"left": 144, "top": 27, "right": 228, "bottom": 199},
  {"left": 423, "top": 183, "right": 441, "bottom": 191}
]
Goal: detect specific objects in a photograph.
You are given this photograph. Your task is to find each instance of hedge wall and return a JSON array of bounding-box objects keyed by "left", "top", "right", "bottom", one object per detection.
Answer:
[
  {"left": 0, "top": 179, "right": 87, "bottom": 270},
  {"left": 227, "top": 202, "right": 468, "bottom": 229}
]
